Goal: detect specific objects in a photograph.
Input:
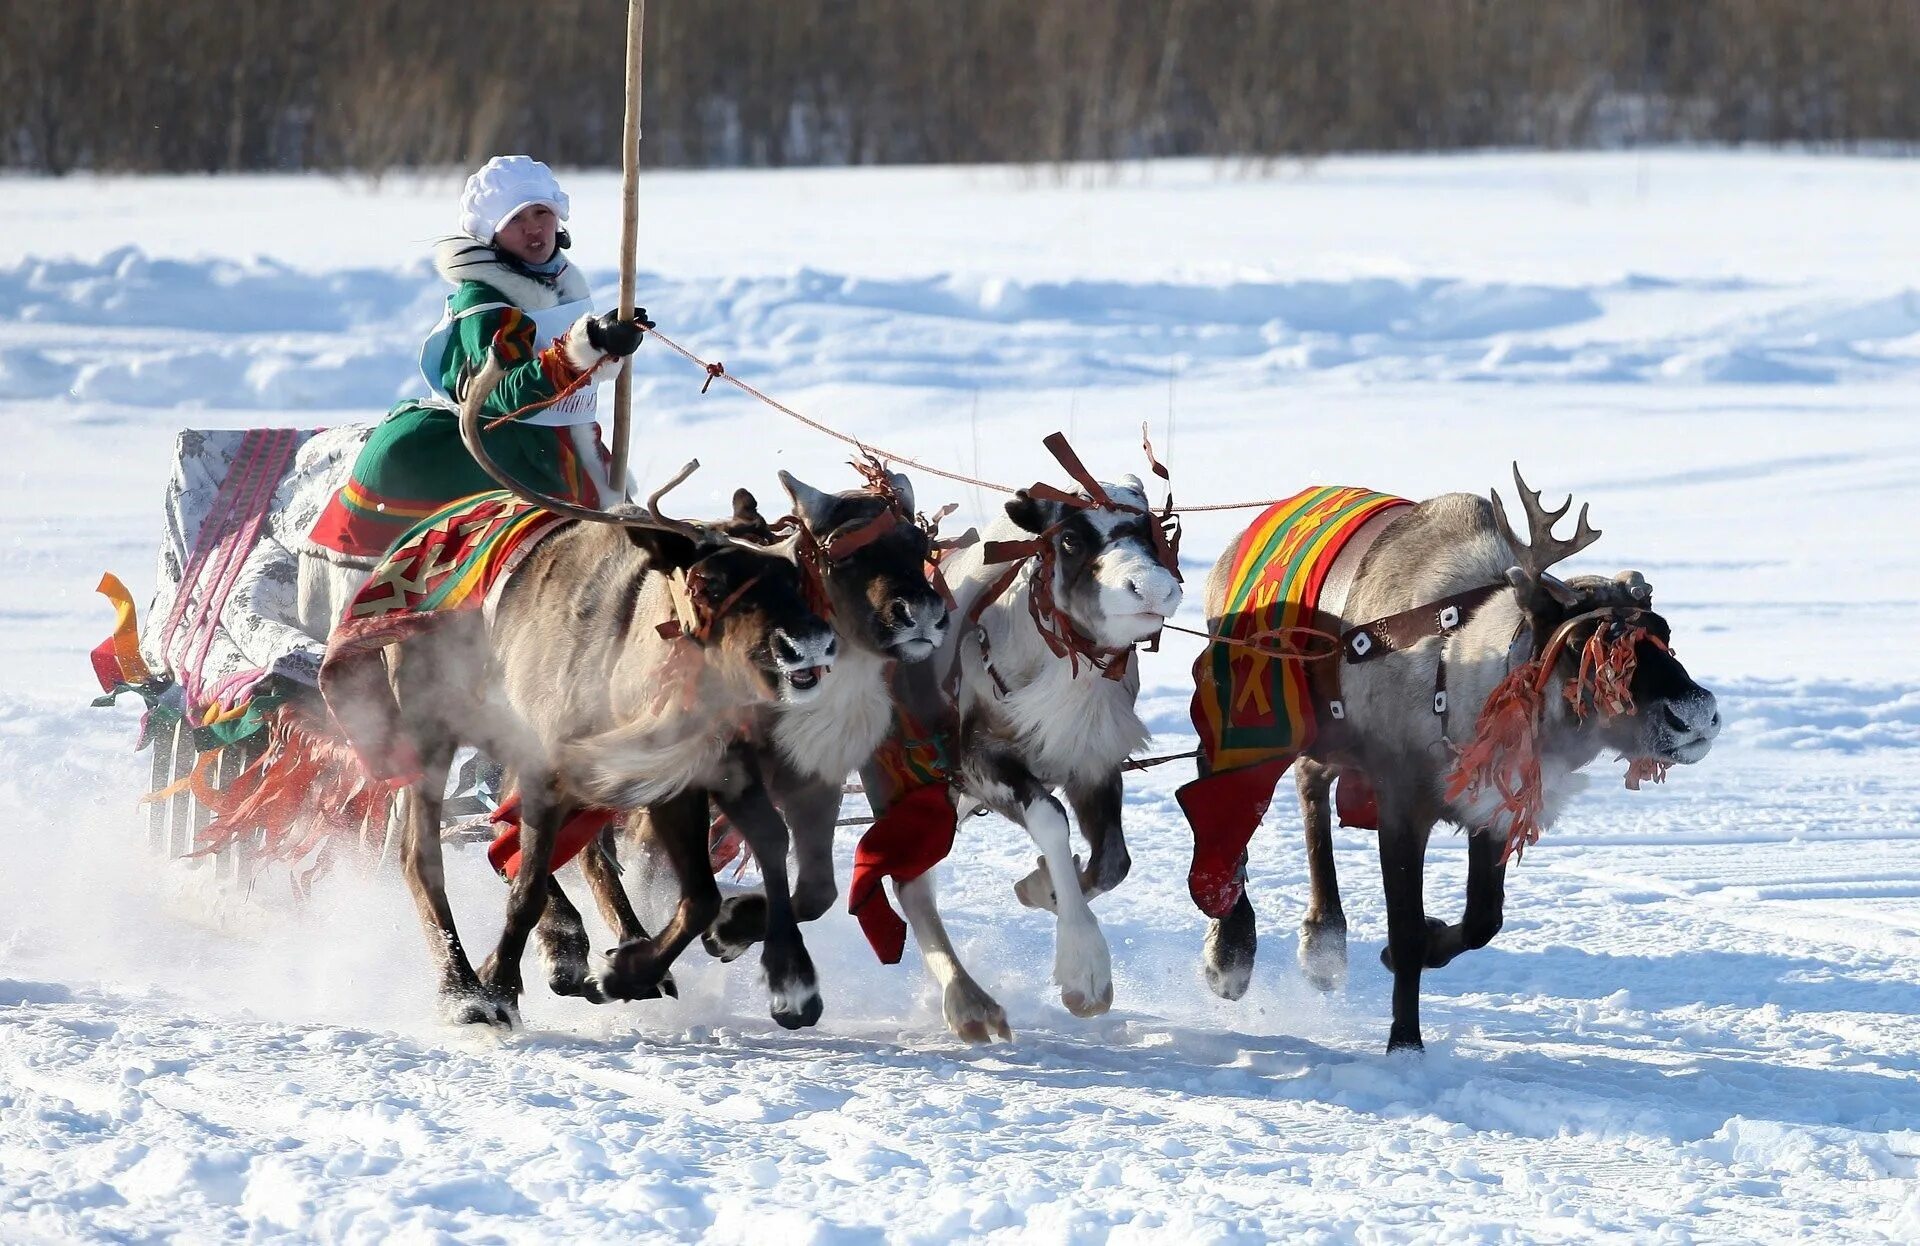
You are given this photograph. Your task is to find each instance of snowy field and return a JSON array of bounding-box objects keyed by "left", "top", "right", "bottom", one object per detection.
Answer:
[{"left": 2, "top": 152, "right": 1918, "bottom": 1241}]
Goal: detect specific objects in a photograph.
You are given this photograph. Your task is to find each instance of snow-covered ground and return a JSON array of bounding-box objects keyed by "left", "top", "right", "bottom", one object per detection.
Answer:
[{"left": 3, "top": 152, "right": 1918, "bottom": 1241}]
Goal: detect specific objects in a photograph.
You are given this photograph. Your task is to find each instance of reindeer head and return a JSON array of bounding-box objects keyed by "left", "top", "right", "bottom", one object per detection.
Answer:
[
  {"left": 656, "top": 530, "right": 840, "bottom": 706},
  {"left": 452, "top": 366, "right": 837, "bottom": 706},
  {"left": 773, "top": 468, "right": 950, "bottom": 664},
  {"left": 1006, "top": 474, "right": 1183, "bottom": 650},
  {"left": 1493, "top": 466, "right": 1721, "bottom": 767}
]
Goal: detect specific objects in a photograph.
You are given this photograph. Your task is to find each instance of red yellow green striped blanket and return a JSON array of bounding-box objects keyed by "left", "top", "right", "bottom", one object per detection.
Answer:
[
  {"left": 320, "top": 491, "right": 567, "bottom": 783},
  {"left": 1177, "top": 486, "right": 1410, "bottom": 917}
]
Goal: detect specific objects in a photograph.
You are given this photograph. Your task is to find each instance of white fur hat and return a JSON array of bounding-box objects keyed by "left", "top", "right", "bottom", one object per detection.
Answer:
[{"left": 459, "top": 155, "right": 571, "bottom": 244}]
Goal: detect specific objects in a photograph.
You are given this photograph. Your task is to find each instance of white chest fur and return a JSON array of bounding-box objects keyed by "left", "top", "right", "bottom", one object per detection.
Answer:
[
  {"left": 769, "top": 641, "right": 895, "bottom": 783},
  {"left": 987, "top": 655, "right": 1148, "bottom": 788}
]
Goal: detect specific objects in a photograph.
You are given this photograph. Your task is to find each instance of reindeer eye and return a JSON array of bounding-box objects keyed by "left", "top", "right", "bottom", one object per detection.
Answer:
[{"left": 1059, "top": 531, "right": 1080, "bottom": 554}]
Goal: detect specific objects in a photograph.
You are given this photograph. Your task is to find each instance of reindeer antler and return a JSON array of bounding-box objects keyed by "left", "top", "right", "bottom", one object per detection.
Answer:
[
  {"left": 643, "top": 459, "right": 706, "bottom": 540},
  {"left": 1491, "top": 462, "right": 1601, "bottom": 579}
]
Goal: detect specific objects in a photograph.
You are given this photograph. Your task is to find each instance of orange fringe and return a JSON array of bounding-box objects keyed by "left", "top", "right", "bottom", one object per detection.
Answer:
[
  {"left": 1448, "top": 622, "right": 1661, "bottom": 865},
  {"left": 193, "top": 702, "right": 404, "bottom": 879},
  {"left": 1445, "top": 661, "right": 1549, "bottom": 864}
]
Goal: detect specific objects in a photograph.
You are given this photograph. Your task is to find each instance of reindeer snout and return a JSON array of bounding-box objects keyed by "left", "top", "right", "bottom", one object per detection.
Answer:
[
  {"left": 772, "top": 628, "right": 837, "bottom": 670},
  {"left": 883, "top": 596, "right": 949, "bottom": 634},
  {"left": 1125, "top": 571, "right": 1182, "bottom": 618},
  {"left": 1656, "top": 689, "right": 1721, "bottom": 762}
]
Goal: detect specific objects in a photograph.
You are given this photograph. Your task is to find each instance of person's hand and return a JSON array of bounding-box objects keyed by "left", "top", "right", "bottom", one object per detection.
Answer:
[{"left": 585, "top": 307, "right": 653, "bottom": 357}]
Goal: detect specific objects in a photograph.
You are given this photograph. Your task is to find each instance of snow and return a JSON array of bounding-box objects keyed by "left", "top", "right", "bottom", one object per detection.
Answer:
[{"left": 4, "top": 151, "right": 1919, "bottom": 1241}]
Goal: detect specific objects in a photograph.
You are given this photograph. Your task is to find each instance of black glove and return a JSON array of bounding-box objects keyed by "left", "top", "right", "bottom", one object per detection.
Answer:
[{"left": 585, "top": 307, "right": 654, "bottom": 358}]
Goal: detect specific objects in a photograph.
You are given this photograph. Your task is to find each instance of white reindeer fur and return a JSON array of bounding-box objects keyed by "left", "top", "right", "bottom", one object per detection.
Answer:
[
  {"left": 894, "top": 484, "right": 1174, "bottom": 1031},
  {"left": 941, "top": 503, "right": 1161, "bottom": 788},
  {"left": 769, "top": 635, "right": 895, "bottom": 783}
]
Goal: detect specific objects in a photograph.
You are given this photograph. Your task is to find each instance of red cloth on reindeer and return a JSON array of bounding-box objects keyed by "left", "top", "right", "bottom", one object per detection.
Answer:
[
  {"left": 847, "top": 700, "right": 959, "bottom": 963},
  {"left": 484, "top": 794, "right": 614, "bottom": 880},
  {"left": 1176, "top": 487, "right": 1409, "bottom": 918}
]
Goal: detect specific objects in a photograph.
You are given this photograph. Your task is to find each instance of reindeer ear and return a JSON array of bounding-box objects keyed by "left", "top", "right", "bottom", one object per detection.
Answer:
[
  {"left": 733, "top": 489, "right": 763, "bottom": 524},
  {"left": 1615, "top": 570, "right": 1653, "bottom": 606},
  {"left": 626, "top": 526, "right": 702, "bottom": 570},
  {"left": 886, "top": 470, "right": 914, "bottom": 514},
  {"left": 1005, "top": 489, "right": 1058, "bottom": 535},
  {"left": 779, "top": 470, "right": 838, "bottom": 527}
]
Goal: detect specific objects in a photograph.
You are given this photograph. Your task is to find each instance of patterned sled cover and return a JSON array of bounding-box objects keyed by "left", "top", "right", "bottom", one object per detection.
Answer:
[{"left": 139, "top": 424, "right": 372, "bottom": 719}]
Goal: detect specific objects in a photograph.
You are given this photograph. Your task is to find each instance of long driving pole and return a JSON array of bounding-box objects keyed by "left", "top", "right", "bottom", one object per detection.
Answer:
[{"left": 609, "top": 0, "right": 645, "bottom": 498}]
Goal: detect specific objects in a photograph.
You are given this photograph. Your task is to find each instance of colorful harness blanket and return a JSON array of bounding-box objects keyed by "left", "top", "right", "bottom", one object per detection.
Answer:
[
  {"left": 1177, "top": 486, "right": 1410, "bottom": 917},
  {"left": 319, "top": 489, "right": 564, "bottom": 779},
  {"left": 318, "top": 490, "right": 620, "bottom": 877}
]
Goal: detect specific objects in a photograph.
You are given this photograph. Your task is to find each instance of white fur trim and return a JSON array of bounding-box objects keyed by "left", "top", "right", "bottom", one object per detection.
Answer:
[
  {"left": 559, "top": 314, "right": 606, "bottom": 374},
  {"left": 432, "top": 236, "right": 591, "bottom": 311}
]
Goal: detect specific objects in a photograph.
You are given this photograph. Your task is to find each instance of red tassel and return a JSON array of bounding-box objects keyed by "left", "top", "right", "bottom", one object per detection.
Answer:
[
  {"left": 1445, "top": 661, "right": 1548, "bottom": 864},
  {"left": 848, "top": 783, "right": 958, "bottom": 963}
]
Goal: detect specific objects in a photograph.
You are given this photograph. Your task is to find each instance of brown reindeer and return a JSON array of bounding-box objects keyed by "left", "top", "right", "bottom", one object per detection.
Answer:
[
  {"left": 546, "top": 466, "right": 953, "bottom": 1022},
  {"left": 323, "top": 355, "right": 840, "bottom": 1028},
  {"left": 1190, "top": 468, "right": 1722, "bottom": 1051}
]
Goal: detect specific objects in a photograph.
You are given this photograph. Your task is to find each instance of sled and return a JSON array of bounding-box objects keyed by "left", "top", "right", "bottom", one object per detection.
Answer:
[{"left": 94, "top": 425, "right": 493, "bottom": 881}]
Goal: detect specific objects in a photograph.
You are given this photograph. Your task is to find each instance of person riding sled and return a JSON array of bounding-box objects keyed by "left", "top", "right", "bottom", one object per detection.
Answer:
[{"left": 309, "top": 155, "right": 651, "bottom": 560}]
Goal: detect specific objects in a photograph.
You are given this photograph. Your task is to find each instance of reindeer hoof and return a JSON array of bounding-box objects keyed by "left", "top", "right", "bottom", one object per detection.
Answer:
[
  {"left": 1013, "top": 860, "right": 1056, "bottom": 911},
  {"left": 550, "top": 970, "right": 608, "bottom": 1004},
  {"left": 597, "top": 958, "right": 677, "bottom": 1003},
  {"left": 1203, "top": 893, "right": 1258, "bottom": 1001},
  {"left": 1054, "top": 917, "right": 1113, "bottom": 1019},
  {"left": 444, "top": 991, "right": 517, "bottom": 1029},
  {"left": 1379, "top": 917, "right": 1448, "bottom": 973},
  {"left": 1061, "top": 982, "right": 1113, "bottom": 1018},
  {"left": 944, "top": 980, "right": 1011, "bottom": 1044},
  {"left": 770, "top": 988, "right": 823, "bottom": 1030},
  {"left": 1298, "top": 918, "right": 1348, "bottom": 993},
  {"left": 702, "top": 894, "right": 768, "bottom": 962}
]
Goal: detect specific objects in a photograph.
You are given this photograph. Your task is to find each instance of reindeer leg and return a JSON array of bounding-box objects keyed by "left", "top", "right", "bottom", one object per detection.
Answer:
[
  {"left": 1198, "top": 755, "right": 1262, "bottom": 1003},
  {"left": 705, "top": 773, "right": 840, "bottom": 953},
  {"left": 398, "top": 737, "right": 508, "bottom": 1027},
  {"left": 897, "top": 867, "right": 1011, "bottom": 1043},
  {"left": 1012, "top": 769, "right": 1126, "bottom": 913},
  {"left": 475, "top": 774, "right": 563, "bottom": 1022},
  {"left": 576, "top": 829, "right": 647, "bottom": 943},
  {"left": 976, "top": 748, "right": 1112, "bottom": 1018},
  {"left": 535, "top": 879, "right": 609, "bottom": 1004},
  {"left": 713, "top": 778, "right": 822, "bottom": 1030},
  {"left": 1376, "top": 821, "right": 1435, "bottom": 1053},
  {"left": 782, "top": 779, "right": 844, "bottom": 923},
  {"left": 1420, "top": 828, "right": 1507, "bottom": 969},
  {"left": 603, "top": 793, "right": 717, "bottom": 1000},
  {"left": 1070, "top": 769, "right": 1130, "bottom": 901},
  {"left": 1296, "top": 757, "right": 1348, "bottom": 991}
]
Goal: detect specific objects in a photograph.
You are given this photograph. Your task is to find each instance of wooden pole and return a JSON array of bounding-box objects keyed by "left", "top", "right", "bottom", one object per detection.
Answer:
[{"left": 609, "top": 0, "right": 645, "bottom": 499}]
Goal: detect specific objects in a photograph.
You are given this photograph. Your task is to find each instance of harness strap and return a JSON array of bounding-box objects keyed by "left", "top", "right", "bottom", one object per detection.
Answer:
[{"left": 1340, "top": 582, "right": 1508, "bottom": 667}]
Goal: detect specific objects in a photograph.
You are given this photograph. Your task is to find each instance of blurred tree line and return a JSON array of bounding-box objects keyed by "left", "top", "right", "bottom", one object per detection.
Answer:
[{"left": 5, "top": 0, "right": 1918, "bottom": 174}]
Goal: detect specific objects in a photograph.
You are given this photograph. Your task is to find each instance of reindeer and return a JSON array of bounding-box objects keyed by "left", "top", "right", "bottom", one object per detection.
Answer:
[
  {"left": 1193, "top": 467, "right": 1722, "bottom": 1051},
  {"left": 875, "top": 463, "right": 1181, "bottom": 1039},
  {"left": 323, "top": 355, "right": 841, "bottom": 1029},
  {"left": 547, "top": 466, "right": 953, "bottom": 1008}
]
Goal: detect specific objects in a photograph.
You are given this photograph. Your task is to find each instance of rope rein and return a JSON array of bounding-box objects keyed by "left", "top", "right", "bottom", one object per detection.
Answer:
[{"left": 641, "top": 324, "right": 1287, "bottom": 512}]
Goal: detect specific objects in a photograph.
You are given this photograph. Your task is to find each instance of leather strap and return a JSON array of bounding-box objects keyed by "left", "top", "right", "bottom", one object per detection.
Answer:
[{"left": 1341, "top": 582, "right": 1508, "bottom": 666}]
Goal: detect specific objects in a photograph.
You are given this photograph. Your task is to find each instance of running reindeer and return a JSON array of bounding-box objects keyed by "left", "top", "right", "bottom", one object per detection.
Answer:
[
  {"left": 1178, "top": 467, "right": 1722, "bottom": 1051},
  {"left": 546, "top": 463, "right": 954, "bottom": 1020},
  {"left": 319, "top": 354, "right": 839, "bottom": 1028},
  {"left": 850, "top": 437, "right": 1183, "bottom": 1039}
]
